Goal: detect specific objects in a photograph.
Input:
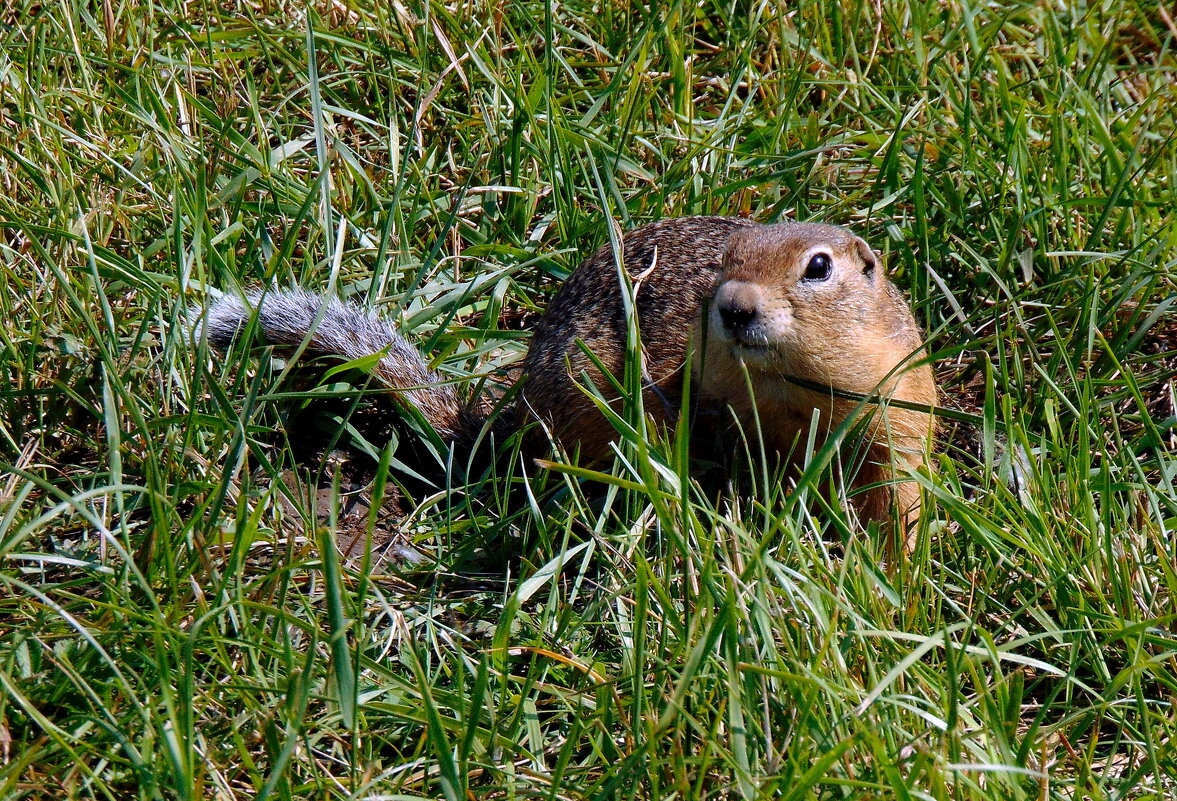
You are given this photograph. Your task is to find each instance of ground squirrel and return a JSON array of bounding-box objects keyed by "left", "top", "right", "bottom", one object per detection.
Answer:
[{"left": 199, "top": 216, "right": 937, "bottom": 530}]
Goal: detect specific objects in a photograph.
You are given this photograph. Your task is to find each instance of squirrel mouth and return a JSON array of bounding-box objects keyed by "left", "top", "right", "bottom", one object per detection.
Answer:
[
  {"left": 723, "top": 325, "right": 772, "bottom": 352},
  {"left": 731, "top": 338, "right": 769, "bottom": 354},
  {"left": 727, "top": 336, "right": 777, "bottom": 365}
]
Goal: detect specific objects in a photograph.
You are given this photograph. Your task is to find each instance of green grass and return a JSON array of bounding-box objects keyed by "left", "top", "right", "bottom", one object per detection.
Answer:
[{"left": 1, "top": 0, "right": 1175, "bottom": 798}]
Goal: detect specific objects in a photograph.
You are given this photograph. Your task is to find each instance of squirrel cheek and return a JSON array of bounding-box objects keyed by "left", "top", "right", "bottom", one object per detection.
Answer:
[{"left": 758, "top": 301, "right": 795, "bottom": 343}]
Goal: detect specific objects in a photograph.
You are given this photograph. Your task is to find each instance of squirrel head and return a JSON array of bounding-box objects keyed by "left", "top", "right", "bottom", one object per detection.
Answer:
[{"left": 706, "top": 222, "right": 923, "bottom": 397}]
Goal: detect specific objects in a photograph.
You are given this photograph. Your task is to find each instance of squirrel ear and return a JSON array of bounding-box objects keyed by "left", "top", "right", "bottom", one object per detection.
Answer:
[{"left": 854, "top": 237, "right": 878, "bottom": 278}]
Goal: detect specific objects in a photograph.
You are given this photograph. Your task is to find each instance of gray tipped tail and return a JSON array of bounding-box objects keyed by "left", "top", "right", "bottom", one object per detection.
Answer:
[
  {"left": 194, "top": 291, "right": 259, "bottom": 350},
  {"left": 194, "top": 288, "right": 470, "bottom": 440}
]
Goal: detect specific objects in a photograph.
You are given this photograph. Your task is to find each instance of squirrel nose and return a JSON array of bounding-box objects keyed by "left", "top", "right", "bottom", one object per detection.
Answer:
[
  {"left": 719, "top": 303, "right": 757, "bottom": 333},
  {"left": 715, "top": 281, "right": 762, "bottom": 335}
]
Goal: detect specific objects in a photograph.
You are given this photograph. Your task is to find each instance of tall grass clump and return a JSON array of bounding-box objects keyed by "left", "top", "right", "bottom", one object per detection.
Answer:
[{"left": 0, "top": 1, "right": 1174, "bottom": 798}]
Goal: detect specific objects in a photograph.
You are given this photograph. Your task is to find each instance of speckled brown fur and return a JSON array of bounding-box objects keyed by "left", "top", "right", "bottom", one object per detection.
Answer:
[{"left": 520, "top": 216, "right": 754, "bottom": 456}]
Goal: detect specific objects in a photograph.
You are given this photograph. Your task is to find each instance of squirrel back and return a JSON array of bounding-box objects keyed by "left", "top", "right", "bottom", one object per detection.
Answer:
[{"left": 520, "top": 216, "right": 754, "bottom": 457}]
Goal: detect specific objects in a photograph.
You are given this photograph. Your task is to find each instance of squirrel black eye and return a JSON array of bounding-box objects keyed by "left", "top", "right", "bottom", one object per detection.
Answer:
[{"left": 803, "top": 253, "right": 832, "bottom": 281}]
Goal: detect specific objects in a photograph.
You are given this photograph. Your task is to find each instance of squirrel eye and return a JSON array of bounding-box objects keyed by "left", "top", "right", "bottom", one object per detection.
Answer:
[{"left": 803, "top": 253, "right": 832, "bottom": 281}]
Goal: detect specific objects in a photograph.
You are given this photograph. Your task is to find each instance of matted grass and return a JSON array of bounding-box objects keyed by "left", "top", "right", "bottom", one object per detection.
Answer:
[{"left": 0, "top": 1, "right": 1175, "bottom": 798}]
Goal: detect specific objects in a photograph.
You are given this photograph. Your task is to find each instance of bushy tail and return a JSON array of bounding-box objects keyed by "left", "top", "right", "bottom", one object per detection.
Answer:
[{"left": 196, "top": 288, "right": 471, "bottom": 441}]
